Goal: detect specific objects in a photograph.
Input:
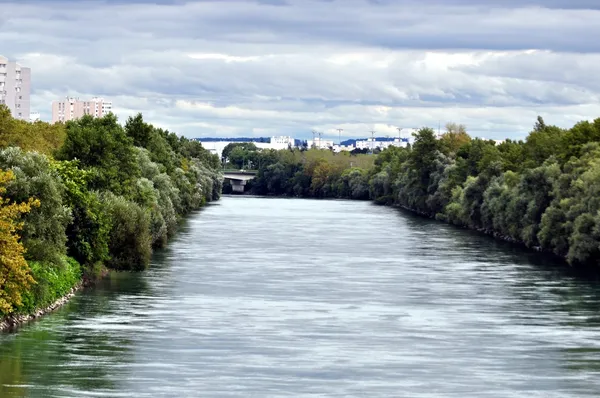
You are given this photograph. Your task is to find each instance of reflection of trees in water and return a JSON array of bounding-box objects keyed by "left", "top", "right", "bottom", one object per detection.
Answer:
[
  {"left": 0, "top": 269, "right": 153, "bottom": 395},
  {"left": 0, "top": 335, "right": 27, "bottom": 398},
  {"left": 0, "top": 300, "right": 136, "bottom": 395},
  {"left": 393, "top": 205, "right": 600, "bottom": 379},
  {"left": 0, "top": 212, "right": 189, "bottom": 396},
  {"left": 561, "top": 347, "right": 600, "bottom": 374}
]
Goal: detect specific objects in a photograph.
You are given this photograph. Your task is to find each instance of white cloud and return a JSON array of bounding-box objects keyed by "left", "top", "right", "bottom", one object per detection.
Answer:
[{"left": 1, "top": 0, "right": 599, "bottom": 140}]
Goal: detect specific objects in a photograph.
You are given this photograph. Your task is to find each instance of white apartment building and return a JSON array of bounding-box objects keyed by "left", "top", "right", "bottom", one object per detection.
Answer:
[
  {"left": 355, "top": 138, "right": 410, "bottom": 150},
  {"left": 307, "top": 139, "right": 335, "bottom": 149},
  {"left": 270, "top": 136, "right": 294, "bottom": 146},
  {"left": 0, "top": 55, "right": 31, "bottom": 121},
  {"left": 30, "top": 112, "right": 41, "bottom": 122},
  {"left": 51, "top": 96, "right": 113, "bottom": 123}
]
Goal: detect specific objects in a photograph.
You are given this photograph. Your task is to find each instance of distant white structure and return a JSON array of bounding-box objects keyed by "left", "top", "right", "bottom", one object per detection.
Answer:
[
  {"left": 332, "top": 144, "right": 354, "bottom": 153},
  {"left": 199, "top": 136, "right": 297, "bottom": 159},
  {"left": 270, "top": 136, "right": 294, "bottom": 146},
  {"left": 355, "top": 138, "right": 409, "bottom": 150},
  {"left": 30, "top": 111, "right": 40, "bottom": 122},
  {"left": 307, "top": 139, "right": 334, "bottom": 149}
]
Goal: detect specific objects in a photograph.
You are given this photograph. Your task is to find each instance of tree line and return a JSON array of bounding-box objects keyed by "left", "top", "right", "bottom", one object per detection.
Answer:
[
  {"left": 222, "top": 144, "right": 375, "bottom": 199},
  {"left": 0, "top": 106, "right": 222, "bottom": 317},
  {"left": 236, "top": 118, "right": 600, "bottom": 268}
]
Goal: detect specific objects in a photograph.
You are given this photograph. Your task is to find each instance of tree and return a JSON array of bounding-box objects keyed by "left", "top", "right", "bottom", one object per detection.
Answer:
[
  {"left": 0, "top": 105, "right": 66, "bottom": 155},
  {"left": 124, "top": 113, "right": 154, "bottom": 148},
  {"left": 440, "top": 123, "right": 471, "bottom": 154},
  {"left": 221, "top": 143, "right": 257, "bottom": 165},
  {"left": 56, "top": 114, "right": 141, "bottom": 197},
  {"left": 0, "top": 147, "right": 72, "bottom": 264},
  {"left": 51, "top": 159, "right": 110, "bottom": 268},
  {"left": 0, "top": 170, "right": 39, "bottom": 315}
]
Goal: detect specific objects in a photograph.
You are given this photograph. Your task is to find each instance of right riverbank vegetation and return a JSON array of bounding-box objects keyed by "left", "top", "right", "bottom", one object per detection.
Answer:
[
  {"left": 0, "top": 106, "right": 222, "bottom": 319},
  {"left": 228, "top": 117, "right": 600, "bottom": 268}
]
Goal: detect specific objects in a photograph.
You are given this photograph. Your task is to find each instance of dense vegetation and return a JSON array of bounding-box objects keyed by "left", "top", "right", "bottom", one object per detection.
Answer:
[
  {"left": 222, "top": 143, "right": 375, "bottom": 199},
  {"left": 244, "top": 118, "right": 600, "bottom": 268},
  {"left": 0, "top": 107, "right": 222, "bottom": 317}
]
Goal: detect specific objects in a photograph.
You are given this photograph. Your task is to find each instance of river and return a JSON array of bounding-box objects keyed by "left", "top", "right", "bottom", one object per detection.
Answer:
[{"left": 2, "top": 197, "right": 600, "bottom": 397}]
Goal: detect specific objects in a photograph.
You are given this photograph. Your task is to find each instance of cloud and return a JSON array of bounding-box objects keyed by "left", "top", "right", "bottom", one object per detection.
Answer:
[{"left": 1, "top": 0, "right": 599, "bottom": 140}]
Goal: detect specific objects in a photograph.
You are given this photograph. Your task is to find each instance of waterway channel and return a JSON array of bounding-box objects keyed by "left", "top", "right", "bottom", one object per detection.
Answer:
[{"left": 2, "top": 196, "right": 600, "bottom": 397}]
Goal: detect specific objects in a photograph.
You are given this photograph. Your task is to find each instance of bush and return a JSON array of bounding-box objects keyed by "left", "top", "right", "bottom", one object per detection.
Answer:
[{"left": 18, "top": 257, "right": 81, "bottom": 314}]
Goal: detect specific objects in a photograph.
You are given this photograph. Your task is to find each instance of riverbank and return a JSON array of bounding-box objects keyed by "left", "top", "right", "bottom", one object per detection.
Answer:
[
  {"left": 0, "top": 283, "right": 82, "bottom": 332},
  {"left": 0, "top": 111, "right": 223, "bottom": 322},
  {"left": 389, "top": 201, "right": 571, "bottom": 264}
]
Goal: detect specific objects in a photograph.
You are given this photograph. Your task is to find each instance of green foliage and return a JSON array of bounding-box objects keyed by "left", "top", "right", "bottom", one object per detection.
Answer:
[
  {"left": 0, "top": 169, "right": 38, "bottom": 316},
  {"left": 0, "top": 147, "right": 71, "bottom": 264},
  {"left": 18, "top": 257, "right": 81, "bottom": 314},
  {"left": 363, "top": 118, "right": 600, "bottom": 267},
  {"left": 51, "top": 159, "right": 111, "bottom": 267},
  {"left": 0, "top": 109, "right": 223, "bottom": 318},
  {"left": 250, "top": 116, "right": 600, "bottom": 269},
  {"left": 250, "top": 148, "right": 375, "bottom": 199},
  {"left": 102, "top": 192, "right": 152, "bottom": 271},
  {"left": 222, "top": 142, "right": 258, "bottom": 168},
  {"left": 0, "top": 105, "right": 66, "bottom": 155},
  {"left": 56, "top": 114, "right": 141, "bottom": 197}
]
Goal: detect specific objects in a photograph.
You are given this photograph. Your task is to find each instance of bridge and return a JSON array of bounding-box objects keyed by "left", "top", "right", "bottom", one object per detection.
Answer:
[{"left": 223, "top": 170, "right": 258, "bottom": 193}]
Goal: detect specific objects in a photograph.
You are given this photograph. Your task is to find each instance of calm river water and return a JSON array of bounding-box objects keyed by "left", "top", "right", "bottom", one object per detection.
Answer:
[{"left": 2, "top": 197, "right": 600, "bottom": 397}]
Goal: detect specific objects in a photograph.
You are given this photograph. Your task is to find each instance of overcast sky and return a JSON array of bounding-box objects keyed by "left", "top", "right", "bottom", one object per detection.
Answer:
[{"left": 2, "top": 0, "right": 598, "bottom": 140}]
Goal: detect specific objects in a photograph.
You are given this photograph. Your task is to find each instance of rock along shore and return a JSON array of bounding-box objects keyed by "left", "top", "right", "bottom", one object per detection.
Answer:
[{"left": 0, "top": 283, "right": 83, "bottom": 332}]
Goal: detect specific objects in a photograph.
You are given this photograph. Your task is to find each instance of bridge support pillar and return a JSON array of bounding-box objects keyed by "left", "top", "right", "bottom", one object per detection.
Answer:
[{"left": 231, "top": 179, "right": 247, "bottom": 193}]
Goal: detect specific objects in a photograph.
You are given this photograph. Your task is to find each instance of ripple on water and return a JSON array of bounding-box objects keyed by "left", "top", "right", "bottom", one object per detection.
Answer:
[{"left": 2, "top": 197, "right": 600, "bottom": 397}]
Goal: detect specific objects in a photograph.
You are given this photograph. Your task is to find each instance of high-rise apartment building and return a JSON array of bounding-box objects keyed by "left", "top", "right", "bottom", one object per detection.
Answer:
[
  {"left": 51, "top": 96, "right": 113, "bottom": 123},
  {"left": 0, "top": 55, "right": 31, "bottom": 121}
]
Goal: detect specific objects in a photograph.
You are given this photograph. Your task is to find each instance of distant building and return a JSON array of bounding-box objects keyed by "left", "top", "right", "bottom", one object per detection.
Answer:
[
  {"left": 0, "top": 55, "right": 31, "bottom": 121},
  {"left": 51, "top": 96, "right": 112, "bottom": 123},
  {"left": 270, "top": 136, "right": 294, "bottom": 146},
  {"left": 307, "top": 139, "right": 334, "bottom": 149},
  {"left": 355, "top": 137, "right": 410, "bottom": 150},
  {"left": 30, "top": 112, "right": 40, "bottom": 122},
  {"left": 332, "top": 144, "right": 354, "bottom": 153},
  {"left": 199, "top": 136, "right": 298, "bottom": 159}
]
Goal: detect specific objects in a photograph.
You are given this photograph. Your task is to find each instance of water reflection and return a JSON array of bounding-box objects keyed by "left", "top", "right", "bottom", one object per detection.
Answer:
[
  {"left": 0, "top": 268, "right": 155, "bottom": 397},
  {"left": 1, "top": 198, "right": 600, "bottom": 397}
]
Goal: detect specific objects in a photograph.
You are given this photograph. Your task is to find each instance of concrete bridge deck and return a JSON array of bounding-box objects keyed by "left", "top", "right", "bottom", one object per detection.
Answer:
[{"left": 223, "top": 170, "right": 257, "bottom": 193}]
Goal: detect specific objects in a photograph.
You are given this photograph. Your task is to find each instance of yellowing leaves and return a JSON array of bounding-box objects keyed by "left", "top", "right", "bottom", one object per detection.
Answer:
[{"left": 0, "top": 170, "right": 39, "bottom": 315}]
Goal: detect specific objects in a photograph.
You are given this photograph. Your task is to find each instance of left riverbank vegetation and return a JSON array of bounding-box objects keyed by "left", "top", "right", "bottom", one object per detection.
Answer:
[
  {"left": 0, "top": 106, "right": 222, "bottom": 318},
  {"left": 239, "top": 117, "right": 600, "bottom": 268}
]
